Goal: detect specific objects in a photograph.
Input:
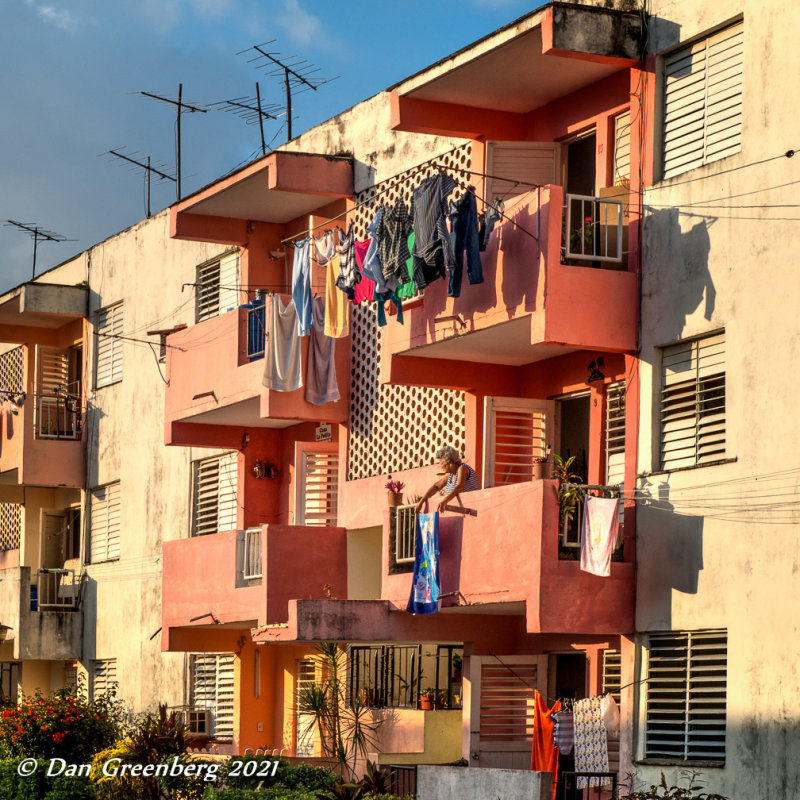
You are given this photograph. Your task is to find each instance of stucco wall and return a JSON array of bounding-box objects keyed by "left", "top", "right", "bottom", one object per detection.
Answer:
[{"left": 417, "top": 765, "right": 552, "bottom": 800}]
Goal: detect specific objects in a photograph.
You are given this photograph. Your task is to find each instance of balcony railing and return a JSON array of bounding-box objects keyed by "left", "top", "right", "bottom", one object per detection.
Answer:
[
  {"left": 36, "top": 568, "right": 80, "bottom": 610},
  {"left": 242, "top": 527, "right": 262, "bottom": 580},
  {"left": 564, "top": 193, "right": 624, "bottom": 264},
  {"left": 35, "top": 390, "right": 81, "bottom": 440},
  {"left": 246, "top": 302, "right": 266, "bottom": 359},
  {"left": 560, "top": 483, "right": 622, "bottom": 549}
]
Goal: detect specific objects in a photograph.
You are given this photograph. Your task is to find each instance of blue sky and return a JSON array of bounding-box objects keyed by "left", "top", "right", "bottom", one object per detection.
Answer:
[{"left": 0, "top": 0, "right": 542, "bottom": 292}]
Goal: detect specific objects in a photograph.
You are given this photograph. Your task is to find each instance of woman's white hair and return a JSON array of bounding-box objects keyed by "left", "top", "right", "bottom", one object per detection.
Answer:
[{"left": 435, "top": 446, "right": 462, "bottom": 465}]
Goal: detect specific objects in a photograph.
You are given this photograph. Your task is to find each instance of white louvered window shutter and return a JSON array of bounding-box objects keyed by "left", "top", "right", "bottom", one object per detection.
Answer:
[
  {"left": 190, "top": 653, "right": 235, "bottom": 740},
  {"left": 192, "top": 452, "right": 237, "bottom": 536},
  {"left": 645, "top": 630, "right": 727, "bottom": 761},
  {"left": 95, "top": 303, "right": 123, "bottom": 387},
  {"left": 298, "top": 450, "right": 339, "bottom": 526},
  {"left": 662, "top": 22, "right": 743, "bottom": 179},
  {"left": 660, "top": 333, "right": 726, "bottom": 470},
  {"left": 478, "top": 659, "right": 537, "bottom": 747},
  {"left": 483, "top": 397, "right": 554, "bottom": 488},
  {"left": 93, "top": 658, "right": 117, "bottom": 698},
  {"left": 90, "top": 482, "right": 121, "bottom": 563},
  {"left": 613, "top": 110, "right": 631, "bottom": 183},
  {"left": 485, "top": 141, "right": 561, "bottom": 203},
  {"left": 196, "top": 251, "right": 240, "bottom": 322}
]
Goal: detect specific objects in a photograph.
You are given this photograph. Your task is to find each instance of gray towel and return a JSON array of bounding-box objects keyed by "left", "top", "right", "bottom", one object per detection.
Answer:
[
  {"left": 305, "top": 296, "right": 340, "bottom": 405},
  {"left": 263, "top": 293, "right": 302, "bottom": 392}
]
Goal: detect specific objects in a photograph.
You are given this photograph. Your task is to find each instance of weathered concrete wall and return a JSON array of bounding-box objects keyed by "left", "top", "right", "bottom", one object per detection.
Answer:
[
  {"left": 634, "top": 2, "right": 800, "bottom": 798},
  {"left": 417, "top": 765, "right": 552, "bottom": 800}
]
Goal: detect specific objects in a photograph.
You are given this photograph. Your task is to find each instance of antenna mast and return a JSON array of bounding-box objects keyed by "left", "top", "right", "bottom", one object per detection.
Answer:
[
  {"left": 4, "top": 220, "right": 76, "bottom": 279},
  {"left": 101, "top": 149, "right": 176, "bottom": 217}
]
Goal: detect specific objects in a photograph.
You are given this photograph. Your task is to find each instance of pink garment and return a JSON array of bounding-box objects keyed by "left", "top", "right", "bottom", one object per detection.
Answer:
[
  {"left": 580, "top": 496, "right": 620, "bottom": 577},
  {"left": 353, "top": 238, "right": 375, "bottom": 305}
]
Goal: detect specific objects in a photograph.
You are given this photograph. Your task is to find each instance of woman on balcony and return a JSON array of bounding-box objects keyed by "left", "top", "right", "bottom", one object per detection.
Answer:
[{"left": 415, "top": 446, "right": 480, "bottom": 514}]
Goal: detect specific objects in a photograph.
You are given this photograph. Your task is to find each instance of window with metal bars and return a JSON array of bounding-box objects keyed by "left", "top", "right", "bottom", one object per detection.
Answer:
[
  {"left": 190, "top": 653, "right": 235, "bottom": 740},
  {"left": 95, "top": 303, "right": 123, "bottom": 388},
  {"left": 660, "top": 332, "right": 726, "bottom": 470},
  {"left": 92, "top": 658, "right": 117, "bottom": 698},
  {"left": 89, "top": 482, "right": 120, "bottom": 563},
  {"left": 348, "top": 645, "right": 421, "bottom": 709},
  {"left": 195, "top": 251, "right": 240, "bottom": 323},
  {"left": 644, "top": 630, "right": 727, "bottom": 762},
  {"left": 191, "top": 453, "right": 237, "bottom": 537},
  {"left": 602, "top": 648, "right": 622, "bottom": 705},
  {"left": 662, "top": 22, "right": 743, "bottom": 179}
]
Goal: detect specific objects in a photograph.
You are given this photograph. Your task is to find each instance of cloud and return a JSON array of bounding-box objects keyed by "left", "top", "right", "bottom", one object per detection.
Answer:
[
  {"left": 189, "top": 0, "right": 238, "bottom": 20},
  {"left": 28, "top": 2, "right": 80, "bottom": 33},
  {"left": 271, "top": 0, "right": 345, "bottom": 58}
]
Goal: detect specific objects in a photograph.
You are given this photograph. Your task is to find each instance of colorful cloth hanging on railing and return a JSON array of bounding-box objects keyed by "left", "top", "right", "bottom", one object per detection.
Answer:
[{"left": 406, "top": 512, "right": 440, "bottom": 614}]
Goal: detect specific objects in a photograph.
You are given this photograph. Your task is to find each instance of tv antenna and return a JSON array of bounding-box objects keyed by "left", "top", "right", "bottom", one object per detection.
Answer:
[
  {"left": 101, "top": 148, "right": 176, "bottom": 217},
  {"left": 138, "top": 84, "right": 207, "bottom": 200},
  {"left": 210, "top": 82, "right": 284, "bottom": 156},
  {"left": 4, "top": 220, "right": 76, "bottom": 279},
  {"left": 238, "top": 42, "right": 338, "bottom": 141}
]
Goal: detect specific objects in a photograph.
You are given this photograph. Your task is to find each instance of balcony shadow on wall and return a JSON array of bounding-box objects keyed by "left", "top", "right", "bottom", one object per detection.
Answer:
[
  {"left": 634, "top": 479, "right": 703, "bottom": 630},
  {"left": 642, "top": 208, "right": 716, "bottom": 341}
]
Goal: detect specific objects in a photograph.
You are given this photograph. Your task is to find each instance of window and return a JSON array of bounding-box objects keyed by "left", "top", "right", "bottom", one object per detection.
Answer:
[
  {"left": 191, "top": 452, "right": 237, "bottom": 536},
  {"left": 348, "top": 645, "right": 420, "bottom": 709},
  {"left": 195, "top": 251, "right": 240, "bottom": 323},
  {"left": 613, "top": 109, "right": 631, "bottom": 184},
  {"left": 89, "top": 482, "right": 121, "bottom": 563},
  {"left": 190, "top": 653, "right": 234, "bottom": 740},
  {"left": 296, "top": 446, "right": 338, "bottom": 526},
  {"left": 93, "top": 658, "right": 117, "bottom": 698},
  {"left": 662, "top": 22, "right": 743, "bottom": 179},
  {"left": 95, "top": 303, "right": 123, "bottom": 387},
  {"left": 660, "top": 332, "right": 726, "bottom": 470},
  {"left": 644, "top": 630, "right": 727, "bottom": 762}
]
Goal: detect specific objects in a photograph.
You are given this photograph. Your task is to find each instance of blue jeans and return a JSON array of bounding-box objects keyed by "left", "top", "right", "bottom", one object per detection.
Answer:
[{"left": 448, "top": 191, "right": 483, "bottom": 298}]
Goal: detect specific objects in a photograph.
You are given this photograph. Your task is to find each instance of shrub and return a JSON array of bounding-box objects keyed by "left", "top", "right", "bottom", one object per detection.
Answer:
[
  {"left": 0, "top": 688, "right": 124, "bottom": 763},
  {"left": 0, "top": 759, "right": 97, "bottom": 800},
  {"left": 618, "top": 771, "right": 729, "bottom": 800}
]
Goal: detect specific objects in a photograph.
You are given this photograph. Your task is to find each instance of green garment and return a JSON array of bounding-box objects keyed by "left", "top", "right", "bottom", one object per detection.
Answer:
[{"left": 395, "top": 232, "right": 418, "bottom": 299}]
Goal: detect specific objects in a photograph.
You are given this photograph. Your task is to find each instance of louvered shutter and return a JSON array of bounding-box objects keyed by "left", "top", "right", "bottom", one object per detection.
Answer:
[
  {"left": 478, "top": 659, "right": 537, "bottom": 746},
  {"left": 191, "top": 653, "right": 235, "bottom": 740},
  {"left": 90, "top": 482, "right": 121, "bottom": 563},
  {"left": 93, "top": 659, "right": 117, "bottom": 697},
  {"left": 196, "top": 252, "right": 240, "bottom": 322},
  {"left": 645, "top": 630, "right": 727, "bottom": 761},
  {"left": 192, "top": 452, "right": 237, "bottom": 536},
  {"left": 485, "top": 141, "right": 560, "bottom": 202},
  {"left": 296, "top": 659, "right": 317, "bottom": 757},
  {"left": 613, "top": 110, "right": 631, "bottom": 183},
  {"left": 483, "top": 397, "right": 555, "bottom": 488},
  {"left": 36, "top": 347, "right": 69, "bottom": 394},
  {"left": 95, "top": 303, "right": 123, "bottom": 387},
  {"left": 218, "top": 251, "right": 241, "bottom": 315},
  {"left": 298, "top": 451, "right": 339, "bottom": 526},
  {"left": 663, "top": 23, "right": 743, "bottom": 179},
  {"left": 661, "top": 333, "right": 725, "bottom": 470}
]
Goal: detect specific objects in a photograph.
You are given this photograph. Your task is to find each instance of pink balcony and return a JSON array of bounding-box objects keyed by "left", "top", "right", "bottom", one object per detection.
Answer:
[
  {"left": 381, "top": 185, "right": 637, "bottom": 388},
  {"left": 164, "top": 300, "right": 349, "bottom": 444},
  {"left": 161, "top": 525, "right": 347, "bottom": 650},
  {"left": 381, "top": 480, "right": 633, "bottom": 635}
]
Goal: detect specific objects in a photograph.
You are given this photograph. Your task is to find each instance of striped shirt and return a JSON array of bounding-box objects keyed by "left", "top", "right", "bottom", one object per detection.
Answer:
[
  {"left": 411, "top": 173, "right": 458, "bottom": 268},
  {"left": 445, "top": 463, "right": 480, "bottom": 494}
]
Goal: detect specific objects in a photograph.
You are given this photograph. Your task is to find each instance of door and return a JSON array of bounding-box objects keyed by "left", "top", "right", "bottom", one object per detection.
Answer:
[{"left": 555, "top": 393, "right": 590, "bottom": 483}]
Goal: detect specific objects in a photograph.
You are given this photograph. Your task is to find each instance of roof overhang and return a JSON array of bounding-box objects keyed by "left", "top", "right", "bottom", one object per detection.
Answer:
[
  {"left": 171, "top": 150, "right": 354, "bottom": 242},
  {"left": 0, "top": 283, "right": 87, "bottom": 329},
  {"left": 391, "top": 3, "right": 642, "bottom": 138}
]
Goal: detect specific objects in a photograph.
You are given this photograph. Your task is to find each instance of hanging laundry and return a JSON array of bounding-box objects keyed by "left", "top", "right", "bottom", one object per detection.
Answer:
[
  {"left": 324, "top": 252, "right": 349, "bottom": 338},
  {"left": 352, "top": 239, "right": 375, "bottom": 305},
  {"left": 374, "top": 286, "right": 403, "bottom": 327},
  {"left": 411, "top": 173, "right": 458, "bottom": 290},
  {"left": 263, "top": 293, "right": 302, "bottom": 392},
  {"left": 335, "top": 221, "right": 359, "bottom": 300},
  {"left": 377, "top": 197, "right": 414, "bottom": 290},
  {"left": 573, "top": 696, "right": 610, "bottom": 789},
  {"left": 406, "top": 511, "right": 440, "bottom": 615},
  {"left": 531, "top": 690, "right": 561, "bottom": 798},
  {"left": 447, "top": 187, "right": 484, "bottom": 298},
  {"left": 580, "top": 496, "right": 620, "bottom": 577},
  {"left": 394, "top": 232, "right": 417, "bottom": 300},
  {"left": 600, "top": 693, "right": 620, "bottom": 739},
  {"left": 552, "top": 711, "right": 574, "bottom": 755},
  {"left": 363, "top": 206, "right": 393, "bottom": 295},
  {"left": 483, "top": 198, "right": 505, "bottom": 247},
  {"left": 305, "top": 296, "right": 340, "bottom": 406},
  {"left": 312, "top": 228, "right": 337, "bottom": 266},
  {"left": 291, "top": 237, "right": 313, "bottom": 337}
]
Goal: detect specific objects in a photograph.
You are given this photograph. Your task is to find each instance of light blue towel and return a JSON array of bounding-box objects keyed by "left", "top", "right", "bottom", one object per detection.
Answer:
[{"left": 291, "top": 237, "right": 312, "bottom": 337}]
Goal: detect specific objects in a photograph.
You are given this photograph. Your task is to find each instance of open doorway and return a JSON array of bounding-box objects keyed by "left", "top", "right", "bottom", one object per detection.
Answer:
[
  {"left": 556, "top": 392, "right": 590, "bottom": 483},
  {"left": 565, "top": 131, "right": 597, "bottom": 197}
]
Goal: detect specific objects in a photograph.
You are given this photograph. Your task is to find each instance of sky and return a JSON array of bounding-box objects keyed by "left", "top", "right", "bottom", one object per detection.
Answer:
[{"left": 0, "top": 0, "right": 542, "bottom": 293}]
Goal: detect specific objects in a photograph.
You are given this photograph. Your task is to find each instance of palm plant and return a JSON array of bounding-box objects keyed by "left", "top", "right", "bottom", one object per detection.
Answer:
[{"left": 553, "top": 454, "right": 585, "bottom": 529}]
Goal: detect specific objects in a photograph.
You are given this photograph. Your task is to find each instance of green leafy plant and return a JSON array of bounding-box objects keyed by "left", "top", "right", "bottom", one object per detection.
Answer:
[
  {"left": 617, "top": 771, "right": 729, "bottom": 800},
  {"left": 357, "top": 760, "right": 391, "bottom": 797},
  {"left": 553, "top": 454, "right": 585, "bottom": 529}
]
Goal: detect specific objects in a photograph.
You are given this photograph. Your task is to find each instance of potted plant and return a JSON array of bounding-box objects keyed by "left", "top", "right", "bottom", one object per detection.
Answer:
[
  {"left": 436, "top": 689, "right": 449, "bottom": 709},
  {"left": 361, "top": 684, "right": 375, "bottom": 707},
  {"left": 385, "top": 476, "right": 405, "bottom": 507},
  {"left": 451, "top": 653, "right": 463, "bottom": 682},
  {"left": 420, "top": 687, "right": 436, "bottom": 710},
  {"left": 553, "top": 454, "right": 585, "bottom": 531},
  {"left": 532, "top": 445, "right": 552, "bottom": 480}
]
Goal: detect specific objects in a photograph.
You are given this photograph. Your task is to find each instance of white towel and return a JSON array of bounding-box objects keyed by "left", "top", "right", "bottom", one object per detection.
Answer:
[
  {"left": 263, "top": 293, "right": 302, "bottom": 392},
  {"left": 580, "top": 496, "right": 620, "bottom": 577}
]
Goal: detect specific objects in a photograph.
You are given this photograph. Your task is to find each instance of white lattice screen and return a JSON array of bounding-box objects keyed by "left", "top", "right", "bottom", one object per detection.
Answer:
[
  {"left": 0, "top": 347, "right": 24, "bottom": 392},
  {"left": 347, "top": 144, "right": 471, "bottom": 480},
  {"left": 0, "top": 503, "right": 22, "bottom": 551}
]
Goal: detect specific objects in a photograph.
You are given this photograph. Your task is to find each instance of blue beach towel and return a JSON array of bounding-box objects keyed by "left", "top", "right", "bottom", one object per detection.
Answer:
[{"left": 406, "top": 512, "right": 440, "bottom": 614}]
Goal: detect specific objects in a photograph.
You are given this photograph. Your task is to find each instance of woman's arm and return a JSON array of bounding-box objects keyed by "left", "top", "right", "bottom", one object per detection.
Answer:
[
  {"left": 437, "top": 464, "right": 469, "bottom": 511},
  {"left": 415, "top": 474, "right": 448, "bottom": 513}
]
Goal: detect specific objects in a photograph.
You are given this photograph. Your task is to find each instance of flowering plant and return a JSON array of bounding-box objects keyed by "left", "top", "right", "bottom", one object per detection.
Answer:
[
  {"left": 385, "top": 476, "right": 405, "bottom": 493},
  {"left": 570, "top": 215, "right": 595, "bottom": 254}
]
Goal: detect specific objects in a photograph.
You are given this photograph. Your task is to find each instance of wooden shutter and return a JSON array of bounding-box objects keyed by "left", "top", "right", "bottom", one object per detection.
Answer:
[
  {"left": 645, "top": 630, "right": 727, "bottom": 761},
  {"left": 478, "top": 659, "right": 537, "bottom": 747},
  {"left": 613, "top": 110, "right": 631, "bottom": 183},
  {"left": 192, "top": 452, "right": 237, "bottom": 536},
  {"left": 298, "top": 449, "right": 339, "bottom": 526},
  {"left": 483, "top": 397, "right": 555, "bottom": 488},
  {"left": 93, "top": 659, "right": 117, "bottom": 697},
  {"left": 96, "top": 303, "right": 123, "bottom": 387},
  {"left": 485, "top": 141, "right": 560, "bottom": 202},
  {"left": 191, "top": 653, "right": 235, "bottom": 740},
  {"left": 663, "top": 23, "right": 743, "bottom": 179},
  {"left": 90, "top": 482, "right": 121, "bottom": 563},
  {"left": 661, "top": 333, "right": 726, "bottom": 470}
]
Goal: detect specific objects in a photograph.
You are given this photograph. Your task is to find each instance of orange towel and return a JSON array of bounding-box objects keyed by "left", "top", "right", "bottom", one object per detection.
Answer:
[{"left": 531, "top": 689, "right": 561, "bottom": 796}]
